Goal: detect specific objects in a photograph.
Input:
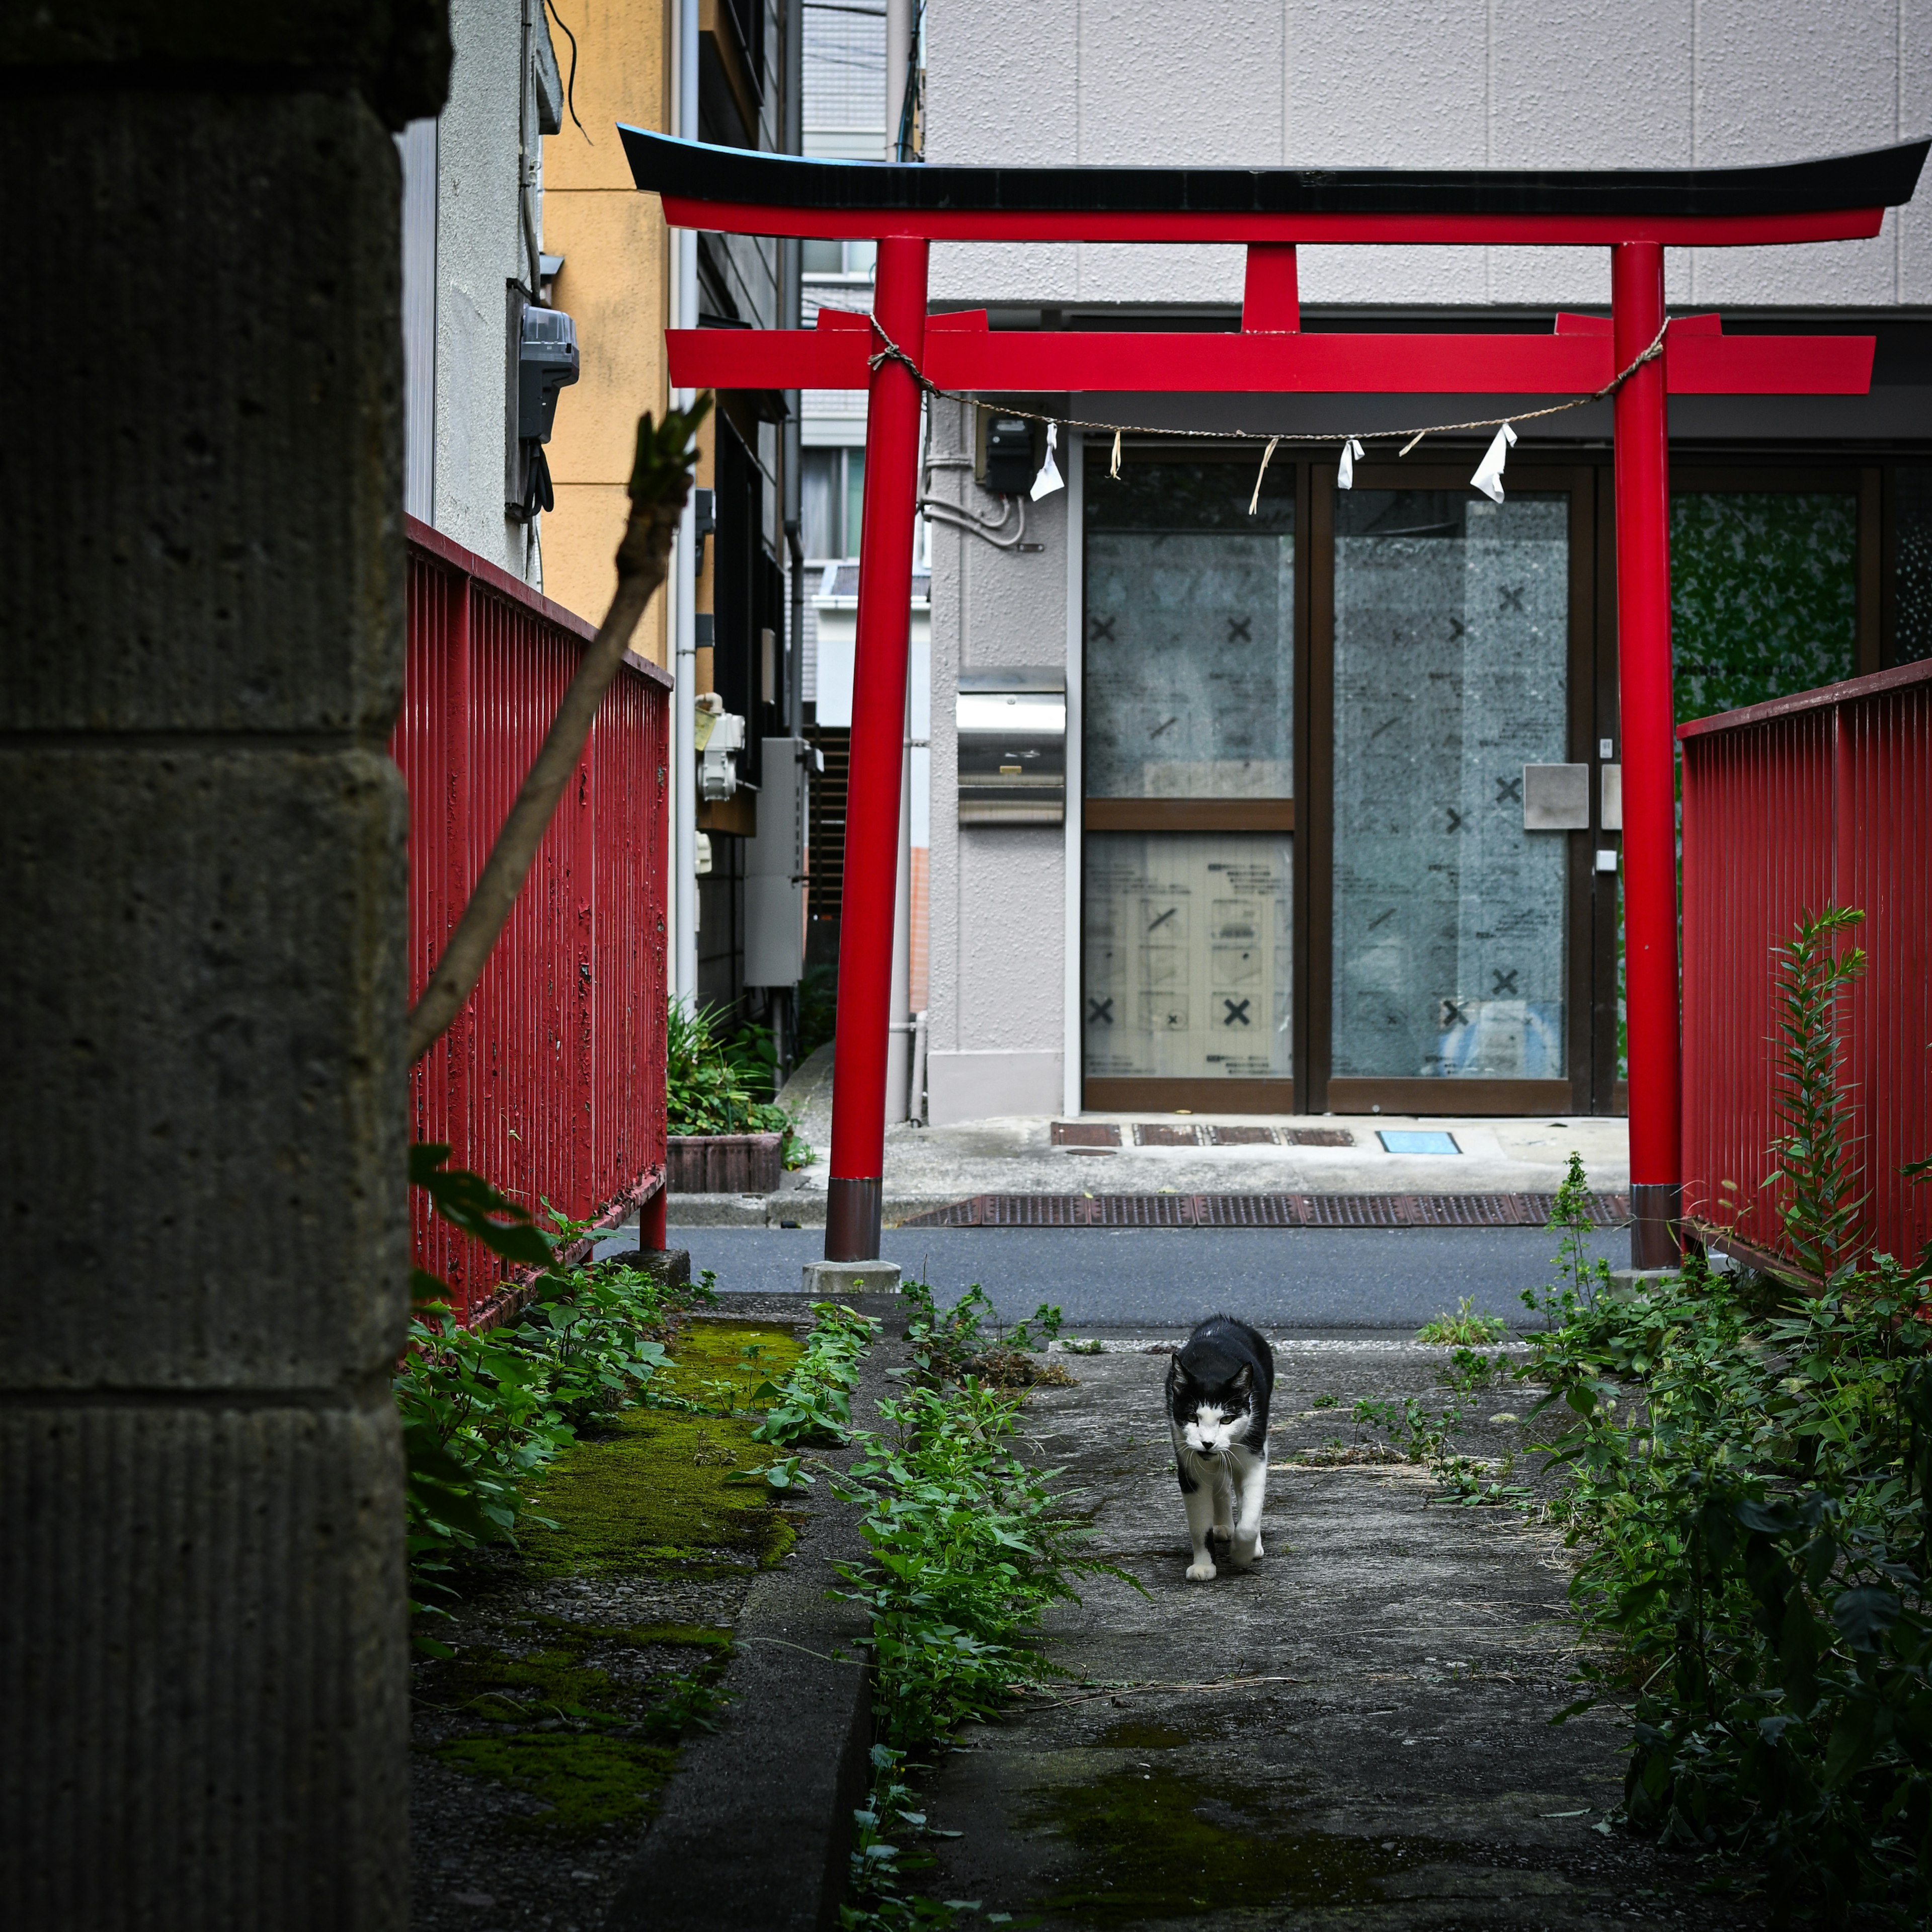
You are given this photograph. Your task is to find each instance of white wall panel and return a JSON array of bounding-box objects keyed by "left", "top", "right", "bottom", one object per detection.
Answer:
[
  {"left": 1490, "top": 0, "right": 1692, "bottom": 169},
  {"left": 1691, "top": 0, "right": 1902, "bottom": 304},
  {"left": 1081, "top": 0, "right": 1283, "bottom": 166},
  {"left": 1905, "top": 0, "right": 1932, "bottom": 301},
  {"left": 926, "top": 0, "right": 1927, "bottom": 312}
]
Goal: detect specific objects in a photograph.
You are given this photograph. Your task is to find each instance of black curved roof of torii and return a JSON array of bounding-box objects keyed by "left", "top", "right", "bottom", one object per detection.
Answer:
[{"left": 623, "top": 129, "right": 1927, "bottom": 219}]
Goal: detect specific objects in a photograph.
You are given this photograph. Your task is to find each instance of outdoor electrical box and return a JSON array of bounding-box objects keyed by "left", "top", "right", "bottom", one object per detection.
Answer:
[
  {"left": 518, "top": 306, "right": 581, "bottom": 443},
  {"left": 976, "top": 409, "right": 1044, "bottom": 495},
  {"left": 957, "top": 668, "right": 1066, "bottom": 825},
  {"left": 744, "top": 737, "right": 818, "bottom": 987},
  {"left": 695, "top": 697, "right": 746, "bottom": 802}
]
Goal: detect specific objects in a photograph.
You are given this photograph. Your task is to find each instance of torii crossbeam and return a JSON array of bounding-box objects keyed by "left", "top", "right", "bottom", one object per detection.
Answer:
[{"left": 626, "top": 129, "right": 1927, "bottom": 1267}]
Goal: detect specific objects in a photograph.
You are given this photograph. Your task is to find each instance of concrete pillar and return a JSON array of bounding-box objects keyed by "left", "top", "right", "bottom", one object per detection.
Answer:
[{"left": 0, "top": 7, "right": 446, "bottom": 1924}]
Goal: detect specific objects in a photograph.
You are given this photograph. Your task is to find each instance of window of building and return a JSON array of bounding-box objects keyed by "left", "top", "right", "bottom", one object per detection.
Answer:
[{"left": 801, "top": 446, "right": 866, "bottom": 559}]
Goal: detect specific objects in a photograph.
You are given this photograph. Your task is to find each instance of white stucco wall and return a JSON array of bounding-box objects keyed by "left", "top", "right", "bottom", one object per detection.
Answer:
[
  {"left": 925, "top": 0, "right": 1932, "bottom": 312},
  {"left": 431, "top": 0, "right": 548, "bottom": 583},
  {"left": 924, "top": 398, "right": 1072, "bottom": 1124}
]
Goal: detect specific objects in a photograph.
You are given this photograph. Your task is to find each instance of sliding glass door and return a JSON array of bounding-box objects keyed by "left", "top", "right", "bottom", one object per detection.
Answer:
[
  {"left": 1082, "top": 455, "right": 1299, "bottom": 1110},
  {"left": 1323, "top": 481, "right": 1582, "bottom": 1111}
]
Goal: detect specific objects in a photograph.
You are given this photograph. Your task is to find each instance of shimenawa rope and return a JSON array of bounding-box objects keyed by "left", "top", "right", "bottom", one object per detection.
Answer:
[{"left": 866, "top": 315, "right": 1671, "bottom": 503}]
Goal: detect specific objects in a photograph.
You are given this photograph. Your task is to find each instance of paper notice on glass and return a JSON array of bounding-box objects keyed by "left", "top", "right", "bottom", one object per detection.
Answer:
[{"left": 1470, "top": 422, "right": 1517, "bottom": 504}]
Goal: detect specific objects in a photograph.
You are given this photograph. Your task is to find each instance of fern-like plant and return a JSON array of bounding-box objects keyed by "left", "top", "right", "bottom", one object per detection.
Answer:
[{"left": 1772, "top": 905, "right": 1869, "bottom": 1284}]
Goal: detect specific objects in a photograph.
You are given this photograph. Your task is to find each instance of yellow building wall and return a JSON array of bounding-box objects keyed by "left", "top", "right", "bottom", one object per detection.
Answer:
[{"left": 541, "top": 0, "right": 672, "bottom": 660}]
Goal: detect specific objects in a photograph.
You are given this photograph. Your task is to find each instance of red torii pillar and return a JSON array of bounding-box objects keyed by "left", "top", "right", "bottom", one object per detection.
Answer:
[
  {"left": 1611, "top": 242, "right": 1681, "bottom": 1268},
  {"left": 834, "top": 234, "right": 930, "bottom": 1258},
  {"left": 625, "top": 128, "right": 1925, "bottom": 1266}
]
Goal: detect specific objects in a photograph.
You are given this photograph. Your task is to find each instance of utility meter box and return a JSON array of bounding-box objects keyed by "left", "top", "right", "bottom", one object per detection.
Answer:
[
  {"left": 695, "top": 699, "right": 746, "bottom": 802},
  {"left": 518, "top": 306, "right": 581, "bottom": 443},
  {"left": 976, "top": 409, "right": 1043, "bottom": 495},
  {"left": 744, "top": 737, "right": 818, "bottom": 987},
  {"left": 957, "top": 668, "right": 1065, "bottom": 825}
]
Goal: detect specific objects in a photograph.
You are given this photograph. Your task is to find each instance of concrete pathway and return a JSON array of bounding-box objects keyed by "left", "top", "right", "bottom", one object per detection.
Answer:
[
  {"left": 669, "top": 1046, "right": 1631, "bottom": 1229},
  {"left": 597, "top": 1225, "right": 1622, "bottom": 1328},
  {"left": 914, "top": 1336, "right": 1753, "bottom": 1928}
]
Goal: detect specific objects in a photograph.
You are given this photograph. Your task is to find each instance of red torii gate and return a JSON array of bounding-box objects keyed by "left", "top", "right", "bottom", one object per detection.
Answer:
[{"left": 624, "top": 129, "right": 1927, "bottom": 1268}]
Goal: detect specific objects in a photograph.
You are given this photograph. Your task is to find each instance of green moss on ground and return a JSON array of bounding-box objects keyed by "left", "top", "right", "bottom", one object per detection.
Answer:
[
  {"left": 420, "top": 1322, "right": 806, "bottom": 1836},
  {"left": 518, "top": 1322, "right": 806, "bottom": 1577},
  {"left": 1035, "top": 1762, "right": 1456, "bottom": 1922},
  {"left": 434, "top": 1732, "right": 680, "bottom": 1834}
]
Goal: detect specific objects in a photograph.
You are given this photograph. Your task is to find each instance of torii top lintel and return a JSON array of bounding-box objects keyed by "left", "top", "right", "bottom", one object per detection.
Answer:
[{"left": 624, "top": 127, "right": 1926, "bottom": 246}]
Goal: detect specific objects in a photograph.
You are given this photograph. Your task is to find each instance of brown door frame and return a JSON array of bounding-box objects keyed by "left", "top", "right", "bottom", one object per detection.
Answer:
[{"left": 1311, "top": 454, "right": 1596, "bottom": 1119}]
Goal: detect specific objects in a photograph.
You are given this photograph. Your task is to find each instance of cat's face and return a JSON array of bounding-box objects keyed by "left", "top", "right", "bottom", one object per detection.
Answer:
[{"left": 1171, "top": 1364, "right": 1253, "bottom": 1454}]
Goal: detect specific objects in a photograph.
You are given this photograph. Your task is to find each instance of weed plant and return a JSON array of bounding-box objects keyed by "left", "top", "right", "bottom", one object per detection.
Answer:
[
  {"left": 902, "top": 1279, "right": 1064, "bottom": 1383},
  {"left": 1527, "top": 908, "right": 1932, "bottom": 1923},
  {"left": 395, "top": 1147, "right": 717, "bottom": 1633},
  {"left": 1416, "top": 1297, "right": 1510, "bottom": 1346},
  {"left": 752, "top": 1302, "right": 875, "bottom": 1446},
  {"left": 667, "top": 999, "right": 812, "bottom": 1166},
  {"left": 833, "top": 1377, "right": 1115, "bottom": 1747}
]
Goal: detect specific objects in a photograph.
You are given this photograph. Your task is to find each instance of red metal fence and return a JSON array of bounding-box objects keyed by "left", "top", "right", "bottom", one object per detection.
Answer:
[
  {"left": 396, "top": 517, "right": 670, "bottom": 1320},
  {"left": 1681, "top": 659, "right": 1932, "bottom": 1275}
]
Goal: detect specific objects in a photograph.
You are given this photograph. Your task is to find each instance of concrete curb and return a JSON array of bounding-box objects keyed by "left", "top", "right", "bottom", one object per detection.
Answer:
[{"left": 604, "top": 1294, "right": 906, "bottom": 1932}]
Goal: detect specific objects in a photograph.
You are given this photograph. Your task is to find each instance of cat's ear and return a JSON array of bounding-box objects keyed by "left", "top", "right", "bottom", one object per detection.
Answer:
[{"left": 1231, "top": 1364, "right": 1252, "bottom": 1393}]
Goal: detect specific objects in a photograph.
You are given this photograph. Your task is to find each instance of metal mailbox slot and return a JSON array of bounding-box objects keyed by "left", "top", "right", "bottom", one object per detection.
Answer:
[{"left": 957, "top": 669, "right": 1065, "bottom": 825}]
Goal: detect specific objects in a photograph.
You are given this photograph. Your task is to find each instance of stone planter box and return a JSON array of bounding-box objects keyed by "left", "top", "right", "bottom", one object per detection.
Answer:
[{"left": 667, "top": 1132, "right": 784, "bottom": 1194}]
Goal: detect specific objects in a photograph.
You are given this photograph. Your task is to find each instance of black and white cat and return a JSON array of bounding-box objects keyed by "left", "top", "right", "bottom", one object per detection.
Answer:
[{"left": 1165, "top": 1316, "right": 1275, "bottom": 1581}]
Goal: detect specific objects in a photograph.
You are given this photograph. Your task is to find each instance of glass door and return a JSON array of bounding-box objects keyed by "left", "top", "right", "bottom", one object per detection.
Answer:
[
  {"left": 1314, "top": 466, "right": 1592, "bottom": 1114},
  {"left": 1081, "top": 454, "right": 1299, "bottom": 1111}
]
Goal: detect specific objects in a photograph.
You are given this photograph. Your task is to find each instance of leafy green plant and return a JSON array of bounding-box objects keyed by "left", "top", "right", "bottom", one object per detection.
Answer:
[
  {"left": 1522, "top": 1152, "right": 1614, "bottom": 1329},
  {"left": 841, "top": 1745, "right": 995, "bottom": 1931},
  {"left": 751, "top": 1302, "right": 877, "bottom": 1449},
  {"left": 1770, "top": 906, "right": 1869, "bottom": 1285},
  {"left": 1006, "top": 1303, "right": 1065, "bottom": 1353},
  {"left": 834, "top": 1376, "right": 1124, "bottom": 1749},
  {"left": 667, "top": 998, "right": 813, "bottom": 1167},
  {"left": 396, "top": 1146, "right": 715, "bottom": 1635},
  {"left": 1521, "top": 907, "right": 1932, "bottom": 1922},
  {"left": 1352, "top": 1345, "right": 1526, "bottom": 1507},
  {"left": 900, "top": 1279, "right": 1063, "bottom": 1382},
  {"left": 1417, "top": 1296, "right": 1510, "bottom": 1346}
]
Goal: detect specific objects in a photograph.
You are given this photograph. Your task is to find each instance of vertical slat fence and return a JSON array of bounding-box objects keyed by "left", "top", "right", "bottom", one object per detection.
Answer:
[
  {"left": 1681, "top": 660, "right": 1932, "bottom": 1275},
  {"left": 396, "top": 516, "right": 670, "bottom": 1321}
]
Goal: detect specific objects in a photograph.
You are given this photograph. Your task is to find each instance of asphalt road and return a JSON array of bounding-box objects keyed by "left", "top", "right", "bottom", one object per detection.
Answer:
[{"left": 595, "top": 1224, "right": 1627, "bottom": 1329}]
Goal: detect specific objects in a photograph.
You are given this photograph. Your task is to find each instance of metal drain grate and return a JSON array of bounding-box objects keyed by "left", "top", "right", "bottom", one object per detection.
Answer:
[{"left": 897, "top": 1191, "right": 1632, "bottom": 1230}]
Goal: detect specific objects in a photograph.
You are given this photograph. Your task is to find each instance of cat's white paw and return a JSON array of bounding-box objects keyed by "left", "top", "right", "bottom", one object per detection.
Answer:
[
  {"left": 1185, "top": 1557, "right": 1218, "bottom": 1581},
  {"left": 1231, "top": 1533, "right": 1262, "bottom": 1569}
]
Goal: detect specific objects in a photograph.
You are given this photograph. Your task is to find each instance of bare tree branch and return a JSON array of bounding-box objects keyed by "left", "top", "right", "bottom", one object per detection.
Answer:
[{"left": 406, "top": 399, "right": 711, "bottom": 1066}]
